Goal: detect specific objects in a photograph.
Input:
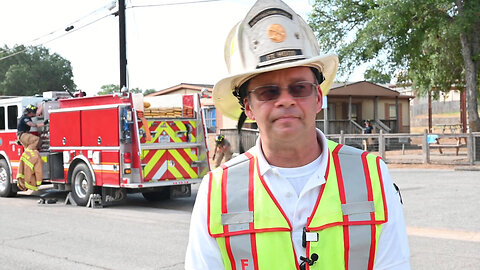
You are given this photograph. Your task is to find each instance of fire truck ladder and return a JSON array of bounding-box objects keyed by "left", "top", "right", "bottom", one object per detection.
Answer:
[{"left": 39, "top": 124, "right": 50, "bottom": 152}]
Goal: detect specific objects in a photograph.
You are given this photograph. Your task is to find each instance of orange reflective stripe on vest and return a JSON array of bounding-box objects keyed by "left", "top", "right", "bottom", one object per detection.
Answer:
[{"left": 208, "top": 140, "right": 388, "bottom": 270}]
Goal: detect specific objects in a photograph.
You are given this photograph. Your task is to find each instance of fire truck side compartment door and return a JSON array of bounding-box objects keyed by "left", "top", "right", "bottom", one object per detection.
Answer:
[
  {"left": 50, "top": 111, "right": 81, "bottom": 146},
  {"left": 81, "top": 108, "right": 119, "bottom": 146}
]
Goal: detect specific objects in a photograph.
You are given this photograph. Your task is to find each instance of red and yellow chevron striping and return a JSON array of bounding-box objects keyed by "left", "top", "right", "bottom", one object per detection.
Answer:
[
  {"left": 141, "top": 148, "right": 199, "bottom": 182},
  {"left": 139, "top": 120, "right": 197, "bottom": 144}
]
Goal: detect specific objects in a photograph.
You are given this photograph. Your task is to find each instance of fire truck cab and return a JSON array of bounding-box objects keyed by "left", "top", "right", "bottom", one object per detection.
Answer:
[{"left": 0, "top": 91, "right": 210, "bottom": 206}]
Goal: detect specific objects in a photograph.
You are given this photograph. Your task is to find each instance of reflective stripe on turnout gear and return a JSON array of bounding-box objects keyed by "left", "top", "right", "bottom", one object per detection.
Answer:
[{"left": 16, "top": 148, "right": 43, "bottom": 192}]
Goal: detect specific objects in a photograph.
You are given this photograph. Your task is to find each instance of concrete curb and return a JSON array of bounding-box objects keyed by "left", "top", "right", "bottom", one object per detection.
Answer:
[{"left": 454, "top": 165, "right": 480, "bottom": 171}]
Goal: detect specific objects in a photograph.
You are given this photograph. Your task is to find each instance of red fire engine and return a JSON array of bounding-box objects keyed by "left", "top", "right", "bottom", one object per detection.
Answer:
[{"left": 0, "top": 91, "right": 210, "bottom": 206}]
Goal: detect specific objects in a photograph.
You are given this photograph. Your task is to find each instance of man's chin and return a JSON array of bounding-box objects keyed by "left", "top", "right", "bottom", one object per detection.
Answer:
[{"left": 272, "top": 125, "right": 302, "bottom": 138}]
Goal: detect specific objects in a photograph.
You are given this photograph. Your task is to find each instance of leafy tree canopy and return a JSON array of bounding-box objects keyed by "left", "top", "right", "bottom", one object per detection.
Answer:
[
  {"left": 0, "top": 45, "right": 76, "bottom": 96},
  {"left": 364, "top": 67, "right": 391, "bottom": 84},
  {"left": 309, "top": 0, "right": 480, "bottom": 130},
  {"left": 97, "top": 84, "right": 156, "bottom": 96}
]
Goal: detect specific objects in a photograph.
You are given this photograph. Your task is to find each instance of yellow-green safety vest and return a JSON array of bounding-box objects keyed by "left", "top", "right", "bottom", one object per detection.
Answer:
[{"left": 207, "top": 140, "right": 388, "bottom": 270}]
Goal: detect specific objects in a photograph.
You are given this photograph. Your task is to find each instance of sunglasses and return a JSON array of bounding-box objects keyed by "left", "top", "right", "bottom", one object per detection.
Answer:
[{"left": 249, "top": 81, "right": 317, "bottom": 101}]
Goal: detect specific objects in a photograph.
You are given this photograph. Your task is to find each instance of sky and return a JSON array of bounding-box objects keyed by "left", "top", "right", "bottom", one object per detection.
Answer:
[{"left": 1, "top": 0, "right": 364, "bottom": 96}]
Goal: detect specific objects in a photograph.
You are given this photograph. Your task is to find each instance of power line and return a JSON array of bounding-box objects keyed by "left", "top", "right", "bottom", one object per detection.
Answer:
[
  {"left": 0, "top": 0, "right": 228, "bottom": 62},
  {"left": 41, "top": 13, "right": 114, "bottom": 47},
  {"left": 129, "top": 0, "right": 225, "bottom": 8},
  {"left": 28, "top": 2, "right": 116, "bottom": 46},
  {"left": 0, "top": 2, "right": 117, "bottom": 62}
]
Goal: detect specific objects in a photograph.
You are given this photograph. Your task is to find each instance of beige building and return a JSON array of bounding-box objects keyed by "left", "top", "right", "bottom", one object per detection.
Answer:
[
  {"left": 149, "top": 81, "right": 414, "bottom": 134},
  {"left": 324, "top": 81, "right": 414, "bottom": 134}
]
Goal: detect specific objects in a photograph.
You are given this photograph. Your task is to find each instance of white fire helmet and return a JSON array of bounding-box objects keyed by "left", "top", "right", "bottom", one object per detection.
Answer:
[{"left": 213, "top": 0, "right": 339, "bottom": 121}]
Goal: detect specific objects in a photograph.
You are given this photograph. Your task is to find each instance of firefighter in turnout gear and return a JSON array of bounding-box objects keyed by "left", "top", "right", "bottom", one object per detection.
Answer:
[
  {"left": 213, "top": 134, "right": 233, "bottom": 168},
  {"left": 185, "top": 0, "right": 410, "bottom": 269},
  {"left": 16, "top": 148, "right": 43, "bottom": 191},
  {"left": 17, "top": 104, "right": 46, "bottom": 149},
  {"left": 16, "top": 104, "right": 46, "bottom": 191}
]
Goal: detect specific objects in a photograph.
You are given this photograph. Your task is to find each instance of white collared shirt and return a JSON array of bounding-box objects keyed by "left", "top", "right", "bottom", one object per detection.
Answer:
[{"left": 185, "top": 129, "right": 410, "bottom": 269}]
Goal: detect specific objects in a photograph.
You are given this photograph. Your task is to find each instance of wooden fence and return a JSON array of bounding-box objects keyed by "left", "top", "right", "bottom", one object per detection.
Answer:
[{"left": 220, "top": 128, "right": 480, "bottom": 165}]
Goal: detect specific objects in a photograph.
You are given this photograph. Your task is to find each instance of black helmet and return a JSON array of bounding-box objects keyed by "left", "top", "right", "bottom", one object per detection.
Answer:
[
  {"left": 25, "top": 104, "right": 37, "bottom": 114},
  {"left": 215, "top": 134, "right": 225, "bottom": 144}
]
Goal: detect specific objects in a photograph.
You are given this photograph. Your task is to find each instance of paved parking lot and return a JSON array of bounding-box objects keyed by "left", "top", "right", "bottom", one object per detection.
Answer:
[
  {"left": 1, "top": 168, "right": 478, "bottom": 269},
  {"left": 389, "top": 168, "right": 480, "bottom": 269}
]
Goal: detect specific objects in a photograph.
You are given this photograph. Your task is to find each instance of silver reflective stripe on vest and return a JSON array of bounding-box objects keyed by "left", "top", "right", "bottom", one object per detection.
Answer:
[
  {"left": 222, "top": 154, "right": 255, "bottom": 270},
  {"left": 341, "top": 201, "right": 375, "bottom": 216},
  {"left": 222, "top": 211, "right": 254, "bottom": 225},
  {"left": 337, "top": 145, "right": 374, "bottom": 270}
]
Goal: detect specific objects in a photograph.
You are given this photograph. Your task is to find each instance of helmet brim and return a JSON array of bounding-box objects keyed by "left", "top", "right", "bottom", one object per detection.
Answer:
[{"left": 213, "top": 54, "right": 338, "bottom": 121}]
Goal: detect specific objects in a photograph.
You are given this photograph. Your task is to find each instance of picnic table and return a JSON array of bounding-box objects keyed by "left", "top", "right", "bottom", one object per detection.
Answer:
[{"left": 427, "top": 131, "right": 466, "bottom": 156}]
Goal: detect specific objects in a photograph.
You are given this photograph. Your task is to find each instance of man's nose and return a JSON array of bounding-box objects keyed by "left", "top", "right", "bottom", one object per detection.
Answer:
[{"left": 274, "top": 88, "right": 296, "bottom": 107}]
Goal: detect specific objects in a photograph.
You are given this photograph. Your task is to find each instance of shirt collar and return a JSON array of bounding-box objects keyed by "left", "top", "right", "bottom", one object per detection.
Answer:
[{"left": 254, "top": 129, "right": 329, "bottom": 185}]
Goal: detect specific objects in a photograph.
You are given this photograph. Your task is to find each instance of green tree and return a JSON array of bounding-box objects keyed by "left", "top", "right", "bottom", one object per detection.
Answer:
[
  {"left": 364, "top": 68, "right": 391, "bottom": 84},
  {"left": 143, "top": 89, "right": 156, "bottom": 95},
  {"left": 0, "top": 45, "right": 76, "bottom": 96},
  {"left": 130, "top": 87, "right": 144, "bottom": 94},
  {"left": 309, "top": 0, "right": 480, "bottom": 131},
  {"left": 97, "top": 84, "right": 153, "bottom": 95},
  {"left": 97, "top": 84, "right": 119, "bottom": 95}
]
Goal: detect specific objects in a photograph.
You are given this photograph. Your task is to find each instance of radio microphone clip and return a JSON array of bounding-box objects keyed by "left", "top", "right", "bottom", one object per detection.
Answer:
[{"left": 299, "top": 253, "right": 318, "bottom": 270}]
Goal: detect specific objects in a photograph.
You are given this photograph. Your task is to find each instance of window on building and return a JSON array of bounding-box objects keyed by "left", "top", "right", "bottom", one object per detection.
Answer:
[
  {"left": 0, "top": 107, "right": 5, "bottom": 130},
  {"left": 326, "top": 103, "right": 336, "bottom": 120},
  {"left": 351, "top": 104, "right": 358, "bottom": 121},
  {"left": 7, "top": 105, "right": 18, "bottom": 130},
  {"left": 389, "top": 104, "right": 396, "bottom": 119},
  {"left": 203, "top": 106, "right": 217, "bottom": 133}
]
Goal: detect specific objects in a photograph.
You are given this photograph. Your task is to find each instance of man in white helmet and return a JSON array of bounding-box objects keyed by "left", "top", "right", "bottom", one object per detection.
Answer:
[{"left": 186, "top": 0, "right": 410, "bottom": 269}]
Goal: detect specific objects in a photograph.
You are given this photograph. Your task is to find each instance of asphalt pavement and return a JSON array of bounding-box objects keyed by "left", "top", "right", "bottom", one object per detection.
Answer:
[
  {"left": 1, "top": 168, "right": 478, "bottom": 269},
  {"left": 389, "top": 168, "right": 480, "bottom": 269}
]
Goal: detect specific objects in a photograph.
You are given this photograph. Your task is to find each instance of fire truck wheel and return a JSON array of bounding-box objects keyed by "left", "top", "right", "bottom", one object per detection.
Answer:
[
  {"left": 0, "top": 159, "right": 16, "bottom": 197},
  {"left": 71, "top": 163, "right": 94, "bottom": 206},
  {"left": 142, "top": 187, "right": 170, "bottom": 201}
]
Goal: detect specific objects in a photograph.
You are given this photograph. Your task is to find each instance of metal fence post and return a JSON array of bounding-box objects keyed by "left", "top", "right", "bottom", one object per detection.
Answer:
[
  {"left": 422, "top": 129, "right": 430, "bottom": 164},
  {"left": 340, "top": 130, "right": 345, "bottom": 145},
  {"left": 379, "top": 130, "right": 385, "bottom": 158}
]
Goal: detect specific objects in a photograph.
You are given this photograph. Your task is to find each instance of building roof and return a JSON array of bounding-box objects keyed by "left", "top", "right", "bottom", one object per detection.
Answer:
[
  {"left": 329, "top": 81, "right": 414, "bottom": 99},
  {"left": 148, "top": 81, "right": 415, "bottom": 100},
  {"left": 146, "top": 83, "right": 213, "bottom": 96}
]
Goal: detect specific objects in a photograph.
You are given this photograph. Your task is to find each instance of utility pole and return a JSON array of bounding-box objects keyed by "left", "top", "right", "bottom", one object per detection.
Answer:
[{"left": 119, "top": 0, "right": 127, "bottom": 90}]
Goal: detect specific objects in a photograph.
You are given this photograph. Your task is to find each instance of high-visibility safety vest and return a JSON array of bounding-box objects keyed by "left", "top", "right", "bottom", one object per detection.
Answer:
[{"left": 208, "top": 140, "right": 388, "bottom": 270}]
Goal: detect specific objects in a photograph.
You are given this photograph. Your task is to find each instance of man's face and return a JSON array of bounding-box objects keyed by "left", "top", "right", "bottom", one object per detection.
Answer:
[{"left": 243, "top": 66, "right": 323, "bottom": 142}]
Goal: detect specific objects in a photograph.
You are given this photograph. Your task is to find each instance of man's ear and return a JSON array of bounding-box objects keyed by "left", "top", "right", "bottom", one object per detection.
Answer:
[
  {"left": 316, "top": 85, "right": 323, "bottom": 113},
  {"left": 243, "top": 97, "right": 255, "bottom": 120}
]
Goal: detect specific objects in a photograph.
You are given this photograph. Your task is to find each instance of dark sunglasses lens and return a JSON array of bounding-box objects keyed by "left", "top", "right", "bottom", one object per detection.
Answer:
[
  {"left": 255, "top": 86, "right": 280, "bottom": 101},
  {"left": 289, "top": 82, "right": 314, "bottom": 97}
]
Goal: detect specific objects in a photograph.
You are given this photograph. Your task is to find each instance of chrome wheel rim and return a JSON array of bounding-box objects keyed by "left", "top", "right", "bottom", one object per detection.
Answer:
[{"left": 74, "top": 171, "right": 88, "bottom": 198}]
